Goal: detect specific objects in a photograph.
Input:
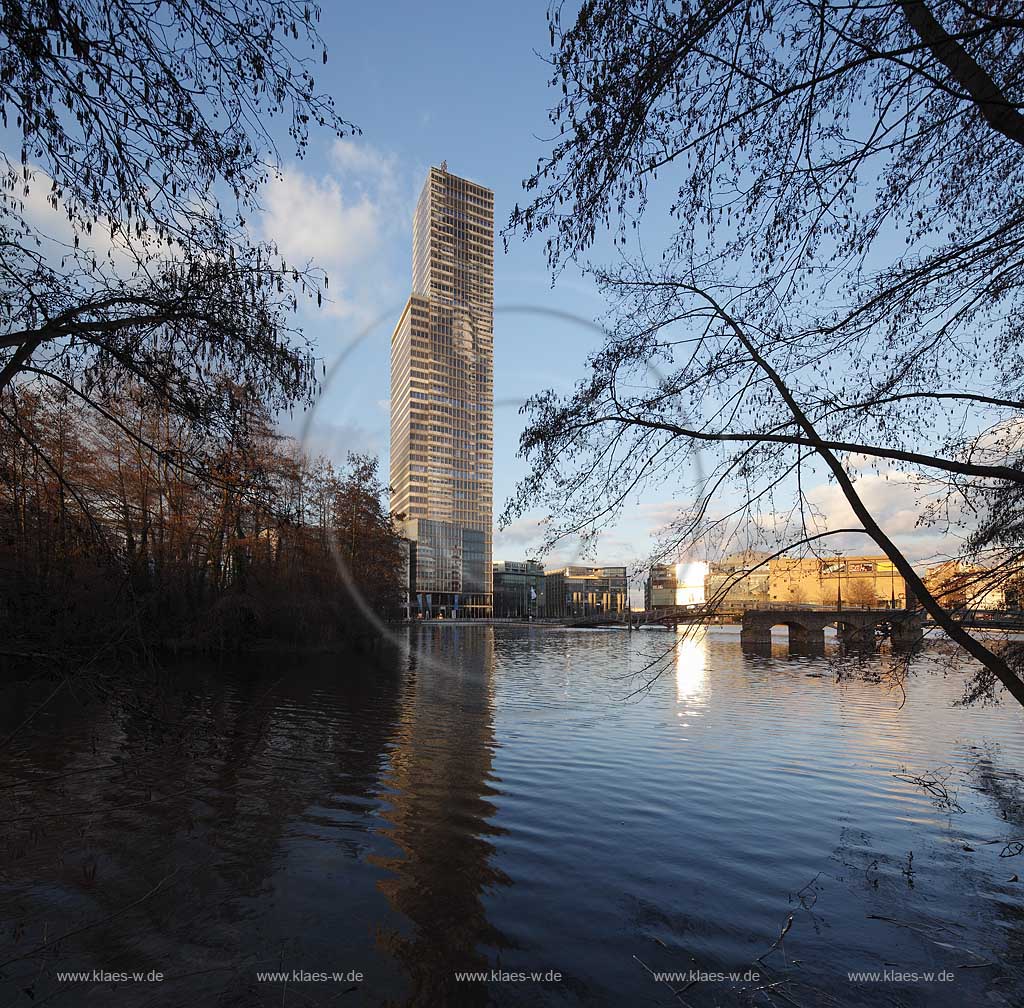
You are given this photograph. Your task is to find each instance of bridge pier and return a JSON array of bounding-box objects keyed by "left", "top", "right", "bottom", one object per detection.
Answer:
[
  {"left": 836, "top": 623, "right": 876, "bottom": 650},
  {"left": 890, "top": 618, "right": 924, "bottom": 649},
  {"left": 739, "top": 625, "right": 772, "bottom": 650},
  {"left": 789, "top": 623, "right": 826, "bottom": 655},
  {"left": 740, "top": 621, "right": 827, "bottom": 655}
]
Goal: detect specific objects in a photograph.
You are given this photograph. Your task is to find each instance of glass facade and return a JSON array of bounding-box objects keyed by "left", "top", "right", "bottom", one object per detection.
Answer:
[
  {"left": 406, "top": 519, "right": 490, "bottom": 618},
  {"left": 645, "top": 564, "right": 678, "bottom": 609},
  {"left": 492, "top": 561, "right": 545, "bottom": 618},
  {"left": 391, "top": 165, "right": 494, "bottom": 617},
  {"left": 543, "top": 566, "right": 628, "bottom": 618},
  {"left": 704, "top": 551, "right": 772, "bottom": 608}
]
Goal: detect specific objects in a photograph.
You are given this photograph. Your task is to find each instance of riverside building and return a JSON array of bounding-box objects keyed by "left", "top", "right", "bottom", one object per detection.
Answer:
[
  {"left": 645, "top": 562, "right": 708, "bottom": 610},
  {"left": 390, "top": 164, "right": 494, "bottom": 617},
  {"left": 492, "top": 561, "right": 545, "bottom": 618},
  {"left": 544, "top": 566, "right": 628, "bottom": 618},
  {"left": 768, "top": 556, "right": 907, "bottom": 608}
]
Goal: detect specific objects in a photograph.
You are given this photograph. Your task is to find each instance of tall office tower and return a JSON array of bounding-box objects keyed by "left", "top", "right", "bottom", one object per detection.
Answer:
[{"left": 390, "top": 164, "right": 494, "bottom": 617}]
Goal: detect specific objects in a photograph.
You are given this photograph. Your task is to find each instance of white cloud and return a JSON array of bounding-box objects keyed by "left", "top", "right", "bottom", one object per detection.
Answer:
[
  {"left": 13, "top": 164, "right": 145, "bottom": 276},
  {"left": 261, "top": 140, "right": 412, "bottom": 323},
  {"left": 263, "top": 171, "right": 380, "bottom": 273},
  {"left": 798, "top": 471, "right": 965, "bottom": 563},
  {"left": 632, "top": 468, "right": 967, "bottom": 568},
  {"left": 968, "top": 417, "right": 1024, "bottom": 466},
  {"left": 331, "top": 139, "right": 396, "bottom": 183},
  {"left": 806, "top": 472, "right": 917, "bottom": 529},
  {"left": 637, "top": 500, "right": 684, "bottom": 535},
  {"left": 495, "top": 514, "right": 549, "bottom": 553},
  {"left": 495, "top": 513, "right": 645, "bottom": 575}
]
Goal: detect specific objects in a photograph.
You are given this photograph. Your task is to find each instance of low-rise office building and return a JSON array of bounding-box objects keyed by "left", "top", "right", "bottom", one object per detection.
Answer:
[
  {"left": 645, "top": 564, "right": 678, "bottom": 610},
  {"left": 645, "top": 562, "right": 707, "bottom": 609},
  {"left": 493, "top": 560, "right": 545, "bottom": 618},
  {"left": 923, "top": 560, "right": 1011, "bottom": 609},
  {"left": 545, "top": 565, "right": 628, "bottom": 618},
  {"left": 704, "top": 551, "right": 771, "bottom": 608},
  {"left": 769, "top": 555, "right": 907, "bottom": 608}
]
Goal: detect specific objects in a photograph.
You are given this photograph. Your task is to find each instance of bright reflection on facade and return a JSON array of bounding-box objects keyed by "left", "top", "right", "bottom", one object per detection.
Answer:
[
  {"left": 674, "top": 632, "right": 708, "bottom": 702},
  {"left": 673, "top": 561, "right": 708, "bottom": 606}
]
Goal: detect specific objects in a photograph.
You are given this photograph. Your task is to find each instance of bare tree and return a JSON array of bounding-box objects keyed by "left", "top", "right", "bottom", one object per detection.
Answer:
[
  {"left": 0, "top": 1, "right": 357, "bottom": 435},
  {"left": 504, "top": 0, "right": 1024, "bottom": 706},
  {"left": 0, "top": 386, "right": 406, "bottom": 652},
  {"left": 845, "top": 579, "right": 878, "bottom": 608}
]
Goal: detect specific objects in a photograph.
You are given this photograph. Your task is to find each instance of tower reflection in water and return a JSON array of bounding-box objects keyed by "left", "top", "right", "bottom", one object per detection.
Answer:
[{"left": 372, "top": 626, "right": 511, "bottom": 1006}]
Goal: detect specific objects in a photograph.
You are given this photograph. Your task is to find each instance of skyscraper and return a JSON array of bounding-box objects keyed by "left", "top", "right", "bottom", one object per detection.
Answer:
[{"left": 390, "top": 164, "right": 494, "bottom": 617}]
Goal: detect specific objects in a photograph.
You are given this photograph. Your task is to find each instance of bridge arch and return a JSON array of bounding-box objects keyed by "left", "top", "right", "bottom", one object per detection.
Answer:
[
  {"left": 740, "top": 608, "right": 923, "bottom": 655},
  {"left": 740, "top": 614, "right": 825, "bottom": 654},
  {"left": 823, "top": 617, "right": 875, "bottom": 648}
]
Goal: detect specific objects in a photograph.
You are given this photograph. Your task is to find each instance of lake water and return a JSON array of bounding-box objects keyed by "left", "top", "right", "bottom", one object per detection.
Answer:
[{"left": 1, "top": 625, "right": 1023, "bottom": 1006}]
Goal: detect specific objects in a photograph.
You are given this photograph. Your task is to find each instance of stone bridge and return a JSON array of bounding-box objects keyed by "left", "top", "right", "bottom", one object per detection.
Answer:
[{"left": 740, "top": 607, "right": 923, "bottom": 654}]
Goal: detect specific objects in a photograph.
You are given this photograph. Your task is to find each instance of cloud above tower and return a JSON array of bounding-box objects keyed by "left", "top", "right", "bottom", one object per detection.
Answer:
[{"left": 261, "top": 139, "right": 410, "bottom": 322}]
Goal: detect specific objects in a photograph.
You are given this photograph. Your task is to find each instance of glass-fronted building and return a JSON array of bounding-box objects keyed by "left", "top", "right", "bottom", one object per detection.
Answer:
[
  {"left": 704, "top": 551, "right": 771, "bottom": 608},
  {"left": 543, "top": 566, "right": 628, "bottom": 618},
  {"left": 404, "top": 519, "right": 488, "bottom": 618},
  {"left": 492, "top": 560, "right": 545, "bottom": 618},
  {"left": 644, "top": 564, "right": 678, "bottom": 610},
  {"left": 390, "top": 164, "right": 494, "bottom": 617}
]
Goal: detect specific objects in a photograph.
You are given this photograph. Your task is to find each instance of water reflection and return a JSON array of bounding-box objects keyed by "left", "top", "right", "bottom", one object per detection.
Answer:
[
  {"left": 0, "top": 656, "right": 409, "bottom": 1005},
  {"left": 372, "top": 627, "right": 510, "bottom": 1006},
  {"left": 674, "top": 631, "right": 708, "bottom": 703},
  {"left": 0, "top": 628, "right": 1022, "bottom": 1007}
]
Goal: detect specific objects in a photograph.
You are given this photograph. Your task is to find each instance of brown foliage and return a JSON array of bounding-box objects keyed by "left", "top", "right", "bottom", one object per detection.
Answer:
[
  {"left": 1, "top": 1, "right": 358, "bottom": 448},
  {"left": 0, "top": 383, "right": 406, "bottom": 654}
]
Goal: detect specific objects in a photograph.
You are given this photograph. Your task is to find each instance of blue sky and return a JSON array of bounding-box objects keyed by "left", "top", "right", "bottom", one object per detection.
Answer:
[
  {"left": 271, "top": 0, "right": 668, "bottom": 572},
  {"left": 0, "top": 1, "right": 1002, "bottom": 607},
  {"left": 257, "top": 2, "right": 962, "bottom": 581},
  {"left": 2, "top": 0, "right": 982, "bottom": 589}
]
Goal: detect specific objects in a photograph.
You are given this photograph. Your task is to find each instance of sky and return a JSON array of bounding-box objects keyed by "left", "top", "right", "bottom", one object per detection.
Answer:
[
  {"left": 238, "top": 2, "right": 970, "bottom": 585},
  {"left": 268, "top": 0, "right": 667, "bottom": 576},
  {"left": 2, "top": 0, "right": 989, "bottom": 599}
]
